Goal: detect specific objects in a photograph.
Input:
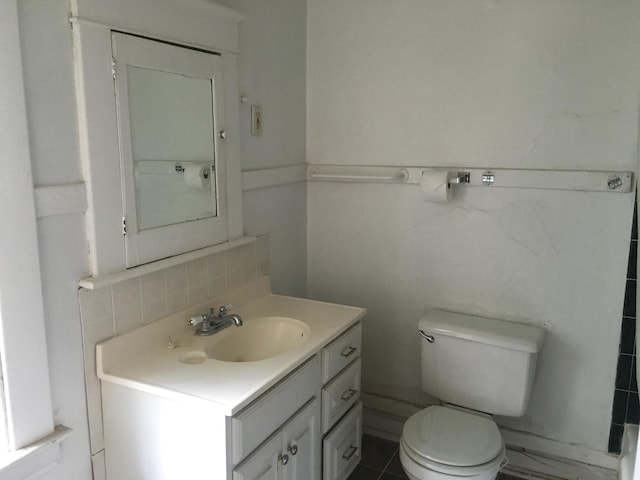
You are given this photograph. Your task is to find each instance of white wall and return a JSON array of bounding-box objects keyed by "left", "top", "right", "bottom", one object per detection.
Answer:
[
  {"left": 18, "top": 0, "right": 93, "bottom": 477},
  {"left": 244, "top": 184, "right": 307, "bottom": 297},
  {"left": 9, "top": 0, "right": 640, "bottom": 476},
  {"left": 307, "top": 0, "right": 640, "bottom": 171},
  {"left": 307, "top": 0, "right": 640, "bottom": 457},
  {"left": 218, "top": 0, "right": 308, "bottom": 296},
  {"left": 9, "top": 0, "right": 307, "bottom": 477}
]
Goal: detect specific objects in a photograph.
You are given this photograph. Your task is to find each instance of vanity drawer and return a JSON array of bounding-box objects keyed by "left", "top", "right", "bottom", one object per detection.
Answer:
[
  {"left": 323, "top": 402, "right": 362, "bottom": 480},
  {"left": 322, "top": 323, "right": 362, "bottom": 383},
  {"left": 231, "top": 355, "right": 321, "bottom": 463},
  {"left": 322, "top": 358, "right": 361, "bottom": 434}
]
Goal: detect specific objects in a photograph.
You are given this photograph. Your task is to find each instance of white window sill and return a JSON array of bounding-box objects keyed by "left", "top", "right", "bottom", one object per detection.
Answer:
[{"left": 0, "top": 426, "right": 72, "bottom": 480}]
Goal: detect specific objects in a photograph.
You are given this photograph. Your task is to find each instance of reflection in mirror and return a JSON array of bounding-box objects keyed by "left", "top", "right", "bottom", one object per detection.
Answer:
[{"left": 126, "top": 65, "right": 218, "bottom": 230}]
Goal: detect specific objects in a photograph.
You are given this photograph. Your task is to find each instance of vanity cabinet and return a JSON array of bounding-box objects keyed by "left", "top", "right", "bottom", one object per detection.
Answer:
[
  {"left": 320, "top": 323, "right": 363, "bottom": 480},
  {"left": 101, "top": 318, "right": 363, "bottom": 480},
  {"left": 233, "top": 321, "right": 363, "bottom": 480},
  {"left": 233, "top": 398, "right": 320, "bottom": 480}
]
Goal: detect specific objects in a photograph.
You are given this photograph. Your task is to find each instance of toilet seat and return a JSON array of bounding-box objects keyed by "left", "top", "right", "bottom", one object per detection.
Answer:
[
  {"left": 400, "top": 439, "right": 505, "bottom": 479},
  {"left": 401, "top": 405, "right": 504, "bottom": 475}
]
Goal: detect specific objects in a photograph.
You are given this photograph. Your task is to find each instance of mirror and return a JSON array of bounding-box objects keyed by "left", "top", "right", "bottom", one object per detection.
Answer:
[{"left": 127, "top": 65, "right": 218, "bottom": 230}]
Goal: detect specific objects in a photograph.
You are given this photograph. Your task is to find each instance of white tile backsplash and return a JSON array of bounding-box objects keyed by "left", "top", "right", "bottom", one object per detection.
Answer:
[
  {"left": 226, "top": 244, "right": 244, "bottom": 273},
  {"left": 188, "top": 283, "right": 208, "bottom": 305},
  {"left": 164, "top": 263, "right": 188, "bottom": 293},
  {"left": 112, "top": 277, "right": 142, "bottom": 334},
  {"left": 258, "top": 260, "right": 270, "bottom": 277},
  {"left": 256, "top": 233, "right": 269, "bottom": 263},
  {"left": 167, "top": 288, "right": 189, "bottom": 314},
  {"left": 226, "top": 269, "right": 244, "bottom": 290},
  {"left": 187, "top": 258, "right": 208, "bottom": 287},
  {"left": 78, "top": 237, "right": 269, "bottom": 458},
  {"left": 207, "top": 251, "right": 226, "bottom": 278},
  {"left": 79, "top": 286, "right": 113, "bottom": 321},
  {"left": 142, "top": 296, "right": 167, "bottom": 325},
  {"left": 141, "top": 270, "right": 165, "bottom": 302},
  {"left": 112, "top": 278, "right": 141, "bottom": 312},
  {"left": 208, "top": 275, "right": 226, "bottom": 298},
  {"left": 241, "top": 242, "right": 256, "bottom": 269},
  {"left": 243, "top": 264, "right": 257, "bottom": 283}
]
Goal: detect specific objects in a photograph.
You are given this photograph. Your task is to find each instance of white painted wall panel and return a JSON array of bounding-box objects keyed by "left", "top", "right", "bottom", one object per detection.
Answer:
[
  {"left": 307, "top": 0, "right": 640, "bottom": 172},
  {"left": 221, "top": 0, "right": 308, "bottom": 297},
  {"left": 19, "top": 0, "right": 82, "bottom": 187},
  {"left": 36, "top": 215, "right": 93, "bottom": 479},
  {"left": 217, "top": 0, "right": 307, "bottom": 170},
  {"left": 307, "top": 0, "right": 640, "bottom": 454},
  {"left": 243, "top": 183, "right": 307, "bottom": 297},
  {"left": 16, "top": 1, "right": 93, "bottom": 477},
  {"left": 308, "top": 182, "right": 633, "bottom": 451}
]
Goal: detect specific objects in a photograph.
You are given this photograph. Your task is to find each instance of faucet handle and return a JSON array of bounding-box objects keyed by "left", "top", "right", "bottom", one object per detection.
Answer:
[
  {"left": 188, "top": 315, "right": 205, "bottom": 326},
  {"left": 219, "top": 303, "right": 234, "bottom": 316}
]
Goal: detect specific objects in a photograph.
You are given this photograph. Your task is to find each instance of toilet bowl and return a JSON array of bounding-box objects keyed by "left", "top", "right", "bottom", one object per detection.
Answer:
[
  {"left": 399, "top": 406, "right": 506, "bottom": 480},
  {"left": 399, "top": 310, "right": 544, "bottom": 480}
]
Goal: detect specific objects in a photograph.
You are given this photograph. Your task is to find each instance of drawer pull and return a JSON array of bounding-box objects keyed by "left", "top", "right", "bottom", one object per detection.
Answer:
[
  {"left": 279, "top": 454, "right": 289, "bottom": 465},
  {"left": 287, "top": 444, "right": 298, "bottom": 456},
  {"left": 341, "top": 345, "right": 357, "bottom": 358},
  {"left": 342, "top": 445, "right": 359, "bottom": 461},
  {"left": 341, "top": 388, "right": 358, "bottom": 401}
]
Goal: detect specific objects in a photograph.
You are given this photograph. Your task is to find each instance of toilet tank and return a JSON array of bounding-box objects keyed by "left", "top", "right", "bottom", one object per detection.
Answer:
[{"left": 419, "top": 310, "right": 545, "bottom": 417}]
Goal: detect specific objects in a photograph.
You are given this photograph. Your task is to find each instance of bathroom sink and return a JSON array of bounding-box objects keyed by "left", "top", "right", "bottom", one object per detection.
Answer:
[{"left": 204, "top": 316, "right": 310, "bottom": 362}]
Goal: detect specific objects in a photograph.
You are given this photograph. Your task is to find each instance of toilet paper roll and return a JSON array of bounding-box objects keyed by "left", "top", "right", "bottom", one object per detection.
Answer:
[
  {"left": 184, "top": 165, "right": 211, "bottom": 190},
  {"left": 420, "top": 170, "right": 453, "bottom": 203}
]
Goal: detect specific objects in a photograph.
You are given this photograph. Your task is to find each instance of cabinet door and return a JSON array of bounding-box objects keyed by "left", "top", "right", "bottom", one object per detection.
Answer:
[
  {"left": 111, "top": 32, "right": 228, "bottom": 267},
  {"left": 282, "top": 399, "right": 321, "bottom": 480},
  {"left": 233, "top": 435, "right": 280, "bottom": 480},
  {"left": 323, "top": 402, "right": 362, "bottom": 480}
]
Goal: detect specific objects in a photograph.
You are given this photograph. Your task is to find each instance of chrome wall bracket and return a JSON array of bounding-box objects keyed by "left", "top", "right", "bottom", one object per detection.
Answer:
[
  {"left": 449, "top": 172, "right": 470, "bottom": 185},
  {"left": 482, "top": 171, "right": 495, "bottom": 186}
]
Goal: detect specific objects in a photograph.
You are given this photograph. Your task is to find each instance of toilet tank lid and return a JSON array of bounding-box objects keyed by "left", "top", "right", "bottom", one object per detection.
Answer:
[{"left": 419, "top": 310, "right": 545, "bottom": 353}]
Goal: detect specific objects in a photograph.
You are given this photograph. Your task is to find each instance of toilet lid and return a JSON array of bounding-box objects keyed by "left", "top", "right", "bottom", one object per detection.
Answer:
[{"left": 402, "top": 406, "right": 503, "bottom": 467}]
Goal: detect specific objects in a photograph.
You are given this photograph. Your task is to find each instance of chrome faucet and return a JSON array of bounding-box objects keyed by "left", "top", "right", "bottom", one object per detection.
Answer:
[{"left": 188, "top": 305, "right": 243, "bottom": 336}]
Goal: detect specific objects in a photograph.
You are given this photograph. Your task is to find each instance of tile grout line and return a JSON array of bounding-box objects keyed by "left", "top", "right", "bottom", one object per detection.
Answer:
[{"left": 377, "top": 446, "right": 401, "bottom": 480}]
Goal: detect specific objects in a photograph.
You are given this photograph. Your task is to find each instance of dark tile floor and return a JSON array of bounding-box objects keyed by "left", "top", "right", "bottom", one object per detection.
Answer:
[
  {"left": 347, "top": 434, "right": 407, "bottom": 480},
  {"left": 347, "top": 435, "right": 521, "bottom": 480}
]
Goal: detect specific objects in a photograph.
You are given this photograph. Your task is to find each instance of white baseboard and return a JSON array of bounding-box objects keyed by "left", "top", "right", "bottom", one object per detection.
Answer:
[{"left": 501, "top": 428, "right": 619, "bottom": 472}]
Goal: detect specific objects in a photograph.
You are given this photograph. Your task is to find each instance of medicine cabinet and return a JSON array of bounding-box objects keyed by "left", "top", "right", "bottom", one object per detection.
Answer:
[
  {"left": 112, "top": 33, "right": 228, "bottom": 267},
  {"left": 72, "top": 1, "right": 244, "bottom": 275}
]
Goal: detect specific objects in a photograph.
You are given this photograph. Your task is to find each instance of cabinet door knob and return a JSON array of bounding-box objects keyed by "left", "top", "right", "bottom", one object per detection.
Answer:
[
  {"left": 279, "top": 453, "right": 289, "bottom": 465},
  {"left": 287, "top": 444, "right": 298, "bottom": 456}
]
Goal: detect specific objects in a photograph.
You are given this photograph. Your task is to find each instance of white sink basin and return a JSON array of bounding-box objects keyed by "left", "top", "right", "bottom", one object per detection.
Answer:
[{"left": 204, "top": 316, "right": 311, "bottom": 362}]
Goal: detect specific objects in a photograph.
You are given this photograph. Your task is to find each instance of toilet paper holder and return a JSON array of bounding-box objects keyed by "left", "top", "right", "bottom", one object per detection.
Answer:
[
  {"left": 449, "top": 172, "right": 470, "bottom": 185},
  {"left": 175, "top": 164, "right": 210, "bottom": 179}
]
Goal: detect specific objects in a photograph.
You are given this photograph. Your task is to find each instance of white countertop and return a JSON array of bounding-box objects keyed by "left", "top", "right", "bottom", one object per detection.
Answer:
[{"left": 97, "top": 277, "right": 366, "bottom": 416}]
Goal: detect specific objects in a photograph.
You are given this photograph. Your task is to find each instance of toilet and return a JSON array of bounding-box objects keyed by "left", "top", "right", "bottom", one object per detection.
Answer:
[{"left": 399, "top": 309, "right": 545, "bottom": 480}]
